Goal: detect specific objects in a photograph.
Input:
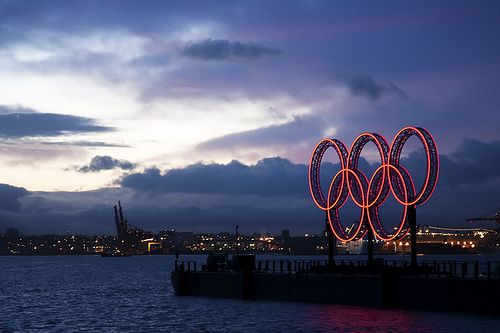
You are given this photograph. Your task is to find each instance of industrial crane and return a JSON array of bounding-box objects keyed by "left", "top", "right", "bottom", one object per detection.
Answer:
[
  {"left": 111, "top": 201, "right": 154, "bottom": 255},
  {"left": 466, "top": 205, "right": 500, "bottom": 223}
]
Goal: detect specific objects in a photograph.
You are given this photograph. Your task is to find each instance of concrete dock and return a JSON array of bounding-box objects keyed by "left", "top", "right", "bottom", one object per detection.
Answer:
[{"left": 171, "top": 258, "right": 500, "bottom": 315}]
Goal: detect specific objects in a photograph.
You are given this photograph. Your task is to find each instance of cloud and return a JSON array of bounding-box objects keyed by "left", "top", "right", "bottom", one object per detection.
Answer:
[
  {"left": 404, "top": 139, "right": 500, "bottom": 187},
  {"left": 0, "top": 107, "right": 112, "bottom": 138},
  {"left": 121, "top": 157, "right": 307, "bottom": 196},
  {"left": 449, "top": 139, "right": 500, "bottom": 182},
  {"left": 344, "top": 75, "right": 406, "bottom": 100},
  {"left": 41, "top": 141, "right": 129, "bottom": 148},
  {"left": 0, "top": 188, "right": 317, "bottom": 235},
  {"left": 121, "top": 155, "right": 371, "bottom": 197},
  {"left": 0, "top": 184, "right": 29, "bottom": 212},
  {"left": 77, "top": 155, "right": 136, "bottom": 173},
  {"left": 182, "top": 39, "right": 280, "bottom": 60},
  {"left": 0, "top": 105, "right": 36, "bottom": 114},
  {"left": 197, "top": 115, "right": 324, "bottom": 152}
]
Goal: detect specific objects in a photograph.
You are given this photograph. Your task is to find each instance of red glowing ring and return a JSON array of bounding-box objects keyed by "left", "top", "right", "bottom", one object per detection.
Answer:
[
  {"left": 345, "top": 168, "right": 368, "bottom": 208},
  {"left": 367, "top": 164, "right": 410, "bottom": 241},
  {"left": 327, "top": 169, "right": 366, "bottom": 242},
  {"left": 347, "top": 132, "right": 390, "bottom": 208},
  {"left": 389, "top": 127, "right": 439, "bottom": 206},
  {"left": 308, "top": 138, "right": 348, "bottom": 211},
  {"left": 387, "top": 164, "right": 415, "bottom": 207},
  {"left": 327, "top": 166, "right": 348, "bottom": 210}
]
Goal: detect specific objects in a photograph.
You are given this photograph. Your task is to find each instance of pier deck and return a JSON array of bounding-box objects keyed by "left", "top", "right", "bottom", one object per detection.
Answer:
[{"left": 172, "top": 258, "right": 500, "bottom": 315}]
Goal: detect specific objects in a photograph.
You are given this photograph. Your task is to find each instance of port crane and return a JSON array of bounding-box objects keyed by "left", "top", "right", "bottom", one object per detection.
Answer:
[
  {"left": 466, "top": 205, "right": 500, "bottom": 224},
  {"left": 113, "top": 201, "right": 154, "bottom": 254}
]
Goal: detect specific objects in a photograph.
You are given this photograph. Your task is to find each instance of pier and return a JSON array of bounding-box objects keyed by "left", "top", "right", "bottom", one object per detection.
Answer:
[{"left": 172, "top": 257, "right": 500, "bottom": 315}]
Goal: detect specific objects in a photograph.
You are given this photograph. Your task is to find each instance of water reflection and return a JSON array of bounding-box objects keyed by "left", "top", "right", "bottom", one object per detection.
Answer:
[
  {"left": 301, "top": 303, "right": 498, "bottom": 333},
  {"left": 1, "top": 255, "right": 499, "bottom": 332}
]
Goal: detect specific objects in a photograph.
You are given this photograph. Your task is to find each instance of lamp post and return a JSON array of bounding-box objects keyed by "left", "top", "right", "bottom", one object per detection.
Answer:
[
  {"left": 326, "top": 211, "right": 334, "bottom": 269},
  {"left": 366, "top": 217, "right": 374, "bottom": 268},
  {"left": 409, "top": 206, "right": 417, "bottom": 269}
]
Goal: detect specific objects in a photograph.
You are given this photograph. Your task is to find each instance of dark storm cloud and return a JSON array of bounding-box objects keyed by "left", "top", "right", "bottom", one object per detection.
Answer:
[
  {"left": 0, "top": 184, "right": 29, "bottom": 212},
  {"left": 197, "top": 115, "right": 323, "bottom": 152},
  {"left": 120, "top": 155, "right": 371, "bottom": 198},
  {"left": 0, "top": 109, "right": 112, "bottom": 138},
  {"left": 182, "top": 39, "right": 280, "bottom": 61},
  {"left": 0, "top": 187, "right": 132, "bottom": 234},
  {"left": 344, "top": 75, "right": 406, "bottom": 100},
  {"left": 405, "top": 140, "right": 500, "bottom": 225},
  {"left": 0, "top": 192, "right": 316, "bottom": 235},
  {"left": 450, "top": 138, "right": 500, "bottom": 180},
  {"left": 121, "top": 157, "right": 307, "bottom": 196},
  {"left": 401, "top": 139, "right": 500, "bottom": 188},
  {"left": 403, "top": 139, "right": 500, "bottom": 187},
  {"left": 77, "top": 155, "right": 135, "bottom": 173},
  {"left": 120, "top": 203, "right": 319, "bottom": 234},
  {"left": 0, "top": 202, "right": 114, "bottom": 235}
]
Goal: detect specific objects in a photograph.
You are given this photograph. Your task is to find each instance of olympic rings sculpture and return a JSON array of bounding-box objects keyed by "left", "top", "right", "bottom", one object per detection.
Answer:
[{"left": 309, "top": 126, "right": 439, "bottom": 242}]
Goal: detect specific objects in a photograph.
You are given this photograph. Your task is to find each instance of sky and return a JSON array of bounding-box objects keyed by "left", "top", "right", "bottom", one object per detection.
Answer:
[{"left": 0, "top": 0, "right": 499, "bottom": 235}]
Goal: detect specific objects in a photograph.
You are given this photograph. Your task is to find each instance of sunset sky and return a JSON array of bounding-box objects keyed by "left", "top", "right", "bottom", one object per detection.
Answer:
[{"left": 0, "top": 1, "right": 499, "bottom": 234}]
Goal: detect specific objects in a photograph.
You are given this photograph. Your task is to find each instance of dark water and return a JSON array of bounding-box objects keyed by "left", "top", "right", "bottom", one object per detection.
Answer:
[{"left": 1, "top": 255, "right": 499, "bottom": 332}]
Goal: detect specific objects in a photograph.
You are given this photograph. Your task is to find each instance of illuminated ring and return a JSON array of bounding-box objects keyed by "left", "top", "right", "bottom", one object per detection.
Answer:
[
  {"left": 308, "top": 138, "right": 348, "bottom": 211},
  {"left": 367, "top": 164, "right": 412, "bottom": 241},
  {"left": 389, "top": 127, "right": 439, "bottom": 206},
  {"left": 327, "top": 168, "right": 367, "bottom": 241},
  {"left": 347, "top": 133, "right": 390, "bottom": 208}
]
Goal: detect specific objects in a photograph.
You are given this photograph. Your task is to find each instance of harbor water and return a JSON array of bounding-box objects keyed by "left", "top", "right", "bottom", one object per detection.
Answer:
[{"left": 1, "top": 255, "right": 499, "bottom": 332}]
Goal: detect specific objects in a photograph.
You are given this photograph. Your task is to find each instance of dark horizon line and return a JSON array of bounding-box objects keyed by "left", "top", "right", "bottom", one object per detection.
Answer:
[{"left": 4, "top": 224, "right": 498, "bottom": 238}]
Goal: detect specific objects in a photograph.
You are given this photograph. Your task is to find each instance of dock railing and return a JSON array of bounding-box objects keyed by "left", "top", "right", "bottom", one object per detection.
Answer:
[
  {"left": 174, "top": 258, "right": 500, "bottom": 279},
  {"left": 174, "top": 260, "right": 198, "bottom": 272}
]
